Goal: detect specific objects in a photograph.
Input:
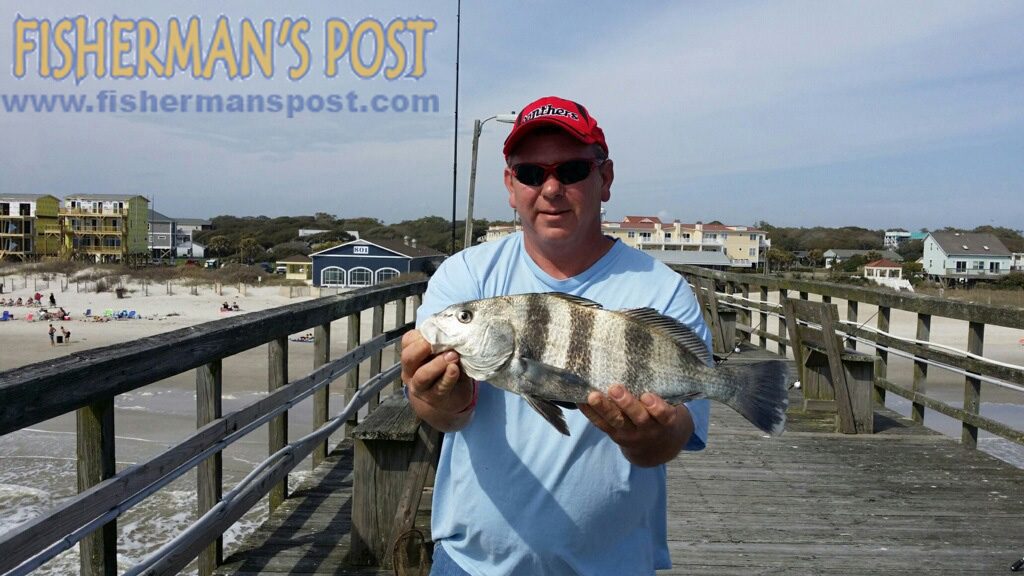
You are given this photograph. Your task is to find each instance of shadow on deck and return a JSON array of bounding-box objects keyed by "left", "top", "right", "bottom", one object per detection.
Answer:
[{"left": 218, "top": 346, "right": 1024, "bottom": 575}]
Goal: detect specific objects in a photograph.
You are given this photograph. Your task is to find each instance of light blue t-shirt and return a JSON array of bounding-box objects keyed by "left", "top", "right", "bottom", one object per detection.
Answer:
[{"left": 417, "top": 233, "right": 711, "bottom": 576}]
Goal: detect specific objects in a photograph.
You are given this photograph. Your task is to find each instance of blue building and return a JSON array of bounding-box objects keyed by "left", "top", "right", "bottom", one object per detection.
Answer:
[{"left": 310, "top": 238, "right": 445, "bottom": 288}]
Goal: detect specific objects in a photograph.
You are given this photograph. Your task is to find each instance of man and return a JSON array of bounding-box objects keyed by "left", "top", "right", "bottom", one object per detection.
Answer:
[{"left": 401, "top": 96, "right": 711, "bottom": 575}]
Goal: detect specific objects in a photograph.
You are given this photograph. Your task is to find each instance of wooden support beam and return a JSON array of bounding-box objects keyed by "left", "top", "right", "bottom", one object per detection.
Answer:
[
  {"left": 912, "top": 313, "right": 930, "bottom": 424},
  {"left": 77, "top": 399, "right": 116, "bottom": 576},
  {"left": 196, "top": 360, "right": 223, "bottom": 576},
  {"left": 268, "top": 337, "right": 288, "bottom": 513},
  {"left": 962, "top": 321, "right": 984, "bottom": 449},
  {"left": 345, "top": 313, "right": 361, "bottom": 437},
  {"left": 313, "top": 322, "right": 331, "bottom": 468}
]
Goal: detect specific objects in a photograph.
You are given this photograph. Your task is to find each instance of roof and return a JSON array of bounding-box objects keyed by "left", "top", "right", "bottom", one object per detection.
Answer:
[
  {"left": 148, "top": 209, "right": 173, "bottom": 222},
  {"left": 369, "top": 238, "right": 445, "bottom": 258},
  {"left": 277, "top": 254, "right": 312, "bottom": 264},
  {"left": 0, "top": 194, "right": 59, "bottom": 202},
  {"left": 644, "top": 250, "right": 734, "bottom": 267},
  {"left": 311, "top": 238, "right": 445, "bottom": 259},
  {"left": 65, "top": 194, "right": 149, "bottom": 202},
  {"left": 824, "top": 249, "right": 903, "bottom": 261},
  {"left": 175, "top": 218, "right": 213, "bottom": 226},
  {"left": 928, "top": 231, "right": 1011, "bottom": 257},
  {"left": 617, "top": 216, "right": 662, "bottom": 230},
  {"left": 865, "top": 259, "right": 902, "bottom": 268}
]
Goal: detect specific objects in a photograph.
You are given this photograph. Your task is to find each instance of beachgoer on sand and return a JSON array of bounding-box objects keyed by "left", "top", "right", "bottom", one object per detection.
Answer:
[
  {"left": 48, "top": 324, "right": 55, "bottom": 347},
  {"left": 60, "top": 326, "right": 71, "bottom": 344},
  {"left": 49, "top": 293, "right": 56, "bottom": 306}
]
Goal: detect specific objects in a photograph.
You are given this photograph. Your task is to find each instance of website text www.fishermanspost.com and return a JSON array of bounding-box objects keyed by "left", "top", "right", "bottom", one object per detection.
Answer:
[{"left": 0, "top": 90, "right": 440, "bottom": 119}]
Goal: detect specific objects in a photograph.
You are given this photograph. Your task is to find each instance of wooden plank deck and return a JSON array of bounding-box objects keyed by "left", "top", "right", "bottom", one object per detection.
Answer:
[{"left": 217, "top": 346, "right": 1024, "bottom": 575}]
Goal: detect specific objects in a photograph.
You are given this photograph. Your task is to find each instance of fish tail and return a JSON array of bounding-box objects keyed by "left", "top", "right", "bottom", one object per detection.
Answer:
[{"left": 717, "top": 360, "right": 790, "bottom": 435}]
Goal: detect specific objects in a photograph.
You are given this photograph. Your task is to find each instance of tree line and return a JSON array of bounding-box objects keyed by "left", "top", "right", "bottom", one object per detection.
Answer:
[{"left": 193, "top": 213, "right": 512, "bottom": 261}]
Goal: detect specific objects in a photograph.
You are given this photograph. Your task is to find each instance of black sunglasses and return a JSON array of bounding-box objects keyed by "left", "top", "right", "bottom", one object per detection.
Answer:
[{"left": 510, "top": 159, "right": 606, "bottom": 187}]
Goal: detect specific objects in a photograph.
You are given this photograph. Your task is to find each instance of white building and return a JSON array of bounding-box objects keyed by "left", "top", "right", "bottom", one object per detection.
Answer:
[{"left": 922, "top": 231, "right": 1012, "bottom": 282}]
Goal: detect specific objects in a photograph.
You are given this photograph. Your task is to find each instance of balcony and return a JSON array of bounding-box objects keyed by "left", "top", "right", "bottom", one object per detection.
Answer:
[
  {"left": 942, "top": 267, "right": 1009, "bottom": 277},
  {"left": 60, "top": 207, "right": 127, "bottom": 216},
  {"left": 69, "top": 226, "right": 124, "bottom": 234}
]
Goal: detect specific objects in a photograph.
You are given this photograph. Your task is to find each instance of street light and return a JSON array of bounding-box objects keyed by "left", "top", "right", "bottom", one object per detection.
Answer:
[{"left": 464, "top": 112, "right": 516, "bottom": 249}]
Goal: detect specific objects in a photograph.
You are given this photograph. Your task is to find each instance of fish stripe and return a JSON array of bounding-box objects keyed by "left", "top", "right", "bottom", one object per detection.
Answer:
[
  {"left": 624, "top": 317, "right": 655, "bottom": 387},
  {"left": 520, "top": 293, "right": 550, "bottom": 360},
  {"left": 564, "top": 304, "right": 594, "bottom": 381}
]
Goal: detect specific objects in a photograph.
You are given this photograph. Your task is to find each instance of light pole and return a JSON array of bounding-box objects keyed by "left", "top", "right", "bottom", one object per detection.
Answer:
[{"left": 464, "top": 112, "right": 516, "bottom": 249}]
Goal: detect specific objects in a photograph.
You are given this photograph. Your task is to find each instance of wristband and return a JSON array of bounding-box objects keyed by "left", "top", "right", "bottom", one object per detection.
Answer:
[{"left": 457, "top": 380, "right": 479, "bottom": 414}]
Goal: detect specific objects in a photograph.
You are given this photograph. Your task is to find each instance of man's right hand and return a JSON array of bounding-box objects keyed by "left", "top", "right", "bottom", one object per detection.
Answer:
[{"left": 401, "top": 329, "right": 476, "bottom": 432}]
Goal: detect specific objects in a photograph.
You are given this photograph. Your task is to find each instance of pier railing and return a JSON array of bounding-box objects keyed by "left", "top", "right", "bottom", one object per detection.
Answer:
[
  {"left": 0, "top": 278, "right": 426, "bottom": 576},
  {"left": 673, "top": 265, "right": 1024, "bottom": 448}
]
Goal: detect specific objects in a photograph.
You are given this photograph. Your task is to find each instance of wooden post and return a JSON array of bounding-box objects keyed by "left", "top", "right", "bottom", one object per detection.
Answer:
[
  {"left": 369, "top": 305, "right": 385, "bottom": 412},
  {"left": 196, "top": 360, "right": 223, "bottom": 576},
  {"left": 77, "top": 399, "right": 116, "bottom": 576},
  {"left": 912, "top": 313, "right": 930, "bottom": 424},
  {"left": 777, "top": 288, "right": 788, "bottom": 357},
  {"left": 268, "top": 337, "right": 288, "bottom": 512},
  {"left": 759, "top": 286, "right": 768, "bottom": 349},
  {"left": 962, "top": 321, "right": 984, "bottom": 449},
  {"left": 846, "top": 300, "right": 858, "bottom": 351},
  {"left": 345, "top": 313, "right": 361, "bottom": 438},
  {"left": 740, "top": 283, "right": 751, "bottom": 342},
  {"left": 313, "top": 322, "right": 331, "bottom": 468},
  {"left": 874, "top": 306, "right": 890, "bottom": 404},
  {"left": 392, "top": 297, "right": 407, "bottom": 393}
]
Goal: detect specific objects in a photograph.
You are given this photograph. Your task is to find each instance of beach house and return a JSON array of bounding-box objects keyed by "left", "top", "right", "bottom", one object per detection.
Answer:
[
  {"left": 61, "top": 194, "right": 150, "bottom": 264},
  {"left": 0, "top": 194, "right": 60, "bottom": 261},
  {"left": 603, "top": 216, "right": 770, "bottom": 268},
  {"left": 310, "top": 238, "right": 444, "bottom": 288},
  {"left": 922, "top": 231, "right": 1012, "bottom": 284}
]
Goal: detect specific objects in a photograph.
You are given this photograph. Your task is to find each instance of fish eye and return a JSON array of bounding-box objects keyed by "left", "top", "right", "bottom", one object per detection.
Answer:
[{"left": 456, "top": 309, "right": 473, "bottom": 324}]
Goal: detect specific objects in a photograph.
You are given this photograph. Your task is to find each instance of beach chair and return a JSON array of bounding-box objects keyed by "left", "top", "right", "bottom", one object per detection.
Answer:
[
  {"left": 128, "top": 311, "right": 136, "bottom": 319},
  {"left": 25, "top": 313, "right": 33, "bottom": 322},
  {"left": 104, "top": 309, "right": 114, "bottom": 318},
  {"left": 84, "top": 308, "right": 91, "bottom": 317},
  {"left": 1, "top": 311, "right": 10, "bottom": 321}
]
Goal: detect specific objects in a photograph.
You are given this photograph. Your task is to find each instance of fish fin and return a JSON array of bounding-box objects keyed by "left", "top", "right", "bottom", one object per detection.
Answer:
[
  {"left": 663, "top": 391, "right": 703, "bottom": 404},
  {"left": 619, "top": 308, "right": 712, "bottom": 366},
  {"left": 521, "top": 358, "right": 589, "bottom": 389},
  {"left": 552, "top": 400, "right": 580, "bottom": 410},
  {"left": 718, "top": 360, "right": 791, "bottom": 436},
  {"left": 523, "top": 394, "right": 570, "bottom": 435},
  {"left": 543, "top": 292, "right": 604, "bottom": 309}
]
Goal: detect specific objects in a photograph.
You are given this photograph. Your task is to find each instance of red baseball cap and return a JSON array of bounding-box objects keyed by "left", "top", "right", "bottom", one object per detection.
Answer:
[{"left": 502, "top": 96, "right": 608, "bottom": 158}]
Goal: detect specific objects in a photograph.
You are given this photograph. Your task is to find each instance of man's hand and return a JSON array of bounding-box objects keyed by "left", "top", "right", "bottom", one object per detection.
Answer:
[
  {"left": 579, "top": 384, "right": 694, "bottom": 467},
  {"left": 401, "top": 329, "right": 476, "bottom": 432}
]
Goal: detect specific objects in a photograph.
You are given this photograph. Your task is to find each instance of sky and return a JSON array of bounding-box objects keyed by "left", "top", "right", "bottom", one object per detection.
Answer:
[{"left": 1, "top": 0, "right": 1022, "bottom": 230}]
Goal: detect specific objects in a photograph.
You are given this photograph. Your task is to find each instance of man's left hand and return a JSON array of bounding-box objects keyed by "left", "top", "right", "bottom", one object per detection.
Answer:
[{"left": 579, "top": 384, "right": 694, "bottom": 467}]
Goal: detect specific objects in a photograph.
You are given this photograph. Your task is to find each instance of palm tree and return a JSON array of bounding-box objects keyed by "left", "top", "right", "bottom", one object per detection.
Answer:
[
  {"left": 238, "top": 237, "right": 261, "bottom": 264},
  {"left": 207, "top": 235, "right": 232, "bottom": 257}
]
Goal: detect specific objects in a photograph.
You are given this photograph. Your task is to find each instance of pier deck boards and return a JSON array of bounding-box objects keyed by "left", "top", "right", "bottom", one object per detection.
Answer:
[{"left": 217, "top": 346, "right": 1024, "bottom": 575}]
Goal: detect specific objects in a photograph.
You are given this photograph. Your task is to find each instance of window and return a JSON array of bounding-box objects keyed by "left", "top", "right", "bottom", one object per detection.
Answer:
[
  {"left": 706, "top": 233, "right": 717, "bottom": 240},
  {"left": 664, "top": 233, "right": 672, "bottom": 241},
  {"left": 639, "top": 232, "right": 652, "bottom": 241},
  {"left": 376, "top": 268, "right": 399, "bottom": 283},
  {"left": 349, "top": 267, "right": 372, "bottom": 286},
  {"left": 682, "top": 233, "right": 691, "bottom": 242},
  {"left": 974, "top": 261, "right": 984, "bottom": 270},
  {"left": 955, "top": 261, "right": 967, "bottom": 272},
  {"left": 749, "top": 234, "right": 757, "bottom": 241},
  {"left": 749, "top": 248, "right": 756, "bottom": 257},
  {"left": 990, "top": 262, "right": 1001, "bottom": 272},
  {"left": 321, "top": 267, "right": 345, "bottom": 287},
  {"left": 627, "top": 231, "right": 635, "bottom": 238}
]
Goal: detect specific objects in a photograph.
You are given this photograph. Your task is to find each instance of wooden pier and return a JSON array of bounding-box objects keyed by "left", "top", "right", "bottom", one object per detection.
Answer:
[
  {"left": 213, "top": 346, "right": 1024, "bottom": 575},
  {"left": 1, "top": 271, "right": 1022, "bottom": 575}
]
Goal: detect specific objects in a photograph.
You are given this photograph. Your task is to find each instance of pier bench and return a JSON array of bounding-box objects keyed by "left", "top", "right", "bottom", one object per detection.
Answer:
[
  {"left": 782, "top": 297, "right": 875, "bottom": 434},
  {"left": 350, "top": 391, "right": 438, "bottom": 570},
  {"left": 692, "top": 276, "right": 738, "bottom": 356}
]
